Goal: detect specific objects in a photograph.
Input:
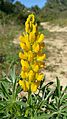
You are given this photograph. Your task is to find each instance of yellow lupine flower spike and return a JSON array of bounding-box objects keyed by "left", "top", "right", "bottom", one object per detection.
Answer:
[{"left": 19, "top": 14, "right": 46, "bottom": 92}]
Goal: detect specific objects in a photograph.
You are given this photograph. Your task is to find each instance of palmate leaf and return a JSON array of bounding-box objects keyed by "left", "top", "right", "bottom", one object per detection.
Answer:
[
  {"left": 0, "top": 83, "right": 10, "bottom": 99},
  {"left": 0, "top": 101, "right": 8, "bottom": 118},
  {"left": 60, "top": 103, "right": 67, "bottom": 111},
  {"left": 0, "top": 114, "right": 10, "bottom": 119},
  {"left": 0, "top": 100, "right": 12, "bottom": 113},
  {"left": 37, "top": 112, "right": 58, "bottom": 119},
  {"left": 17, "top": 116, "right": 28, "bottom": 119},
  {"left": 61, "top": 112, "right": 67, "bottom": 117},
  {"left": 61, "top": 108, "right": 67, "bottom": 114},
  {"left": 16, "top": 101, "right": 27, "bottom": 107},
  {"left": 1, "top": 71, "right": 11, "bottom": 83},
  {"left": 0, "top": 104, "right": 5, "bottom": 112},
  {"left": 9, "top": 66, "right": 18, "bottom": 94},
  {"left": 47, "top": 104, "right": 57, "bottom": 111},
  {"left": 60, "top": 94, "right": 67, "bottom": 104},
  {"left": 10, "top": 66, "right": 16, "bottom": 84}
]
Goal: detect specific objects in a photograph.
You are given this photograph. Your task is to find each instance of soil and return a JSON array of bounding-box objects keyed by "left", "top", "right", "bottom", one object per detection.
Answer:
[{"left": 41, "top": 22, "right": 67, "bottom": 88}]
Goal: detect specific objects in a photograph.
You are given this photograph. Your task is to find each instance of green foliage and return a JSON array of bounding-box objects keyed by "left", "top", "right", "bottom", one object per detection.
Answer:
[
  {"left": 0, "top": 0, "right": 29, "bottom": 25},
  {"left": 14, "top": 1, "right": 25, "bottom": 14},
  {"left": 0, "top": 0, "right": 15, "bottom": 14},
  {"left": 0, "top": 66, "right": 22, "bottom": 118},
  {"left": 31, "top": 5, "right": 40, "bottom": 14},
  {"left": 39, "top": 0, "right": 67, "bottom": 23},
  {"left": 0, "top": 67, "right": 67, "bottom": 119}
]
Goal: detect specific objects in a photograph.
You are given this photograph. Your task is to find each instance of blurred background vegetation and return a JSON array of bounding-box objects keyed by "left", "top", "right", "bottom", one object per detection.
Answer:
[{"left": 0, "top": 0, "right": 67, "bottom": 77}]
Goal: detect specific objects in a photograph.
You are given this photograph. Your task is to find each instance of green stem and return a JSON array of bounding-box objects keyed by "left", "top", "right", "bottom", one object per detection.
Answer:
[{"left": 28, "top": 90, "right": 33, "bottom": 118}]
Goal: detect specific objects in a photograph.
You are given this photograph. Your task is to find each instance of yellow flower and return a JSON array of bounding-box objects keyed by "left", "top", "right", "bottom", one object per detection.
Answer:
[
  {"left": 25, "top": 23, "right": 30, "bottom": 33},
  {"left": 31, "top": 82, "right": 37, "bottom": 92},
  {"left": 29, "top": 32, "right": 35, "bottom": 43},
  {"left": 32, "top": 43, "right": 39, "bottom": 53},
  {"left": 32, "top": 63, "right": 39, "bottom": 72},
  {"left": 28, "top": 51, "right": 34, "bottom": 61},
  {"left": 20, "top": 42, "right": 27, "bottom": 51},
  {"left": 37, "top": 34, "right": 44, "bottom": 43},
  {"left": 19, "top": 80, "right": 28, "bottom": 91},
  {"left": 21, "top": 60, "right": 29, "bottom": 71},
  {"left": 20, "top": 71, "right": 28, "bottom": 79},
  {"left": 19, "top": 35, "right": 24, "bottom": 42},
  {"left": 36, "top": 73, "right": 44, "bottom": 81},
  {"left": 28, "top": 14, "right": 34, "bottom": 23},
  {"left": 28, "top": 70, "right": 34, "bottom": 81},
  {"left": 30, "top": 21, "right": 32, "bottom": 28},
  {"left": 19, "top": 52, "right": 27, "bottom": 59},
  {"left": 32, "top": 24, "right": 37, "bottom": 33},
  {"left": 37, "top": 54, "right": 46, "bottom": 61},
  {"left": 25, "top": 81, "right": 29, "bottom": 90},
  {"left": 19, "top": 34, "right": 28, "bottom": 44},
  {"left": 25, "top": 40, "right": 30, "bottom": 50},
  {"left": 24, "top": 34, "right": 28, "bottom": 43}
]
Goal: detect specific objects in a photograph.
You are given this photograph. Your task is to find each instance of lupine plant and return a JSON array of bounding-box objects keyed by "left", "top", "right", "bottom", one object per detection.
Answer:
[
  {"left": 19, "top": 14, "right": 46, "bottom": 93},
  {"left": 0, "top": 14, "right": 67, "bottom": 119}
]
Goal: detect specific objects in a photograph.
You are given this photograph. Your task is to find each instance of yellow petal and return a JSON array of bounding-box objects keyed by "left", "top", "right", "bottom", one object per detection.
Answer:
[
  {"left": 21, "top": 60, "right": 29, "bottom": 71},
  {"left": 37, "top": 34, "right": 44, "bottom": 43},
  {"left": 19, "top": 52, "right": 27, "bottom": 59},
  {"left": 32, "top": 24, "right": 37, "bottom": 33},
  {"left": 28, "top": 51, "right": 34, "bottom": 61},
  {"left": 32, "top": 43, "right": 39, "bottom": 53},
  {"left": 20, "top": 71, "right": 28, "bottom": 79},
  {"left": 25, "top": 40, "right": 30, "bottom": 50},
  {"left": 28, "top": 14, "right": 35, "bottom": 23},
  {"left": 37, "top": 54, "right": 46, "bottom": 61},
  {"left": 32, "top": 63, "right": 39, "bottom": 72},
  {"left": 20, "top": 42, "right": 28, "bottom": 51},
  {"left": 31, "top": 82, "right": 37, "bottom": 92},
  {"left": 28, "top": 70, "right": 34, "bottom": 81},
  {"left": 25, "top": 81, "right": 29, "bottom": 90},
  {"left": 19, "top": 80, "right": 27, "bottom": 91},
  {"left": 36, "top": 74, "right": 44, "bottom": 81},
  {"left": 25, "top": 23, "right": 30, "bottom": 33},
  {"left": 19, "top": 35, "right": 24, "bottom": 42},
  {"left": 29, "top": 32, "right": 35, "bottom": 43}
]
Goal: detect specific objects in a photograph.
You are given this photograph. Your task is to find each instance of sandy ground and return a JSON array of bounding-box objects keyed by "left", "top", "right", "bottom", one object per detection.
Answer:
[
  {"left": 41, "top": 22, "right": 67, "bottom": 32},
  {"left": 41, "top": 22, "right": 67, "bottom": 88}
]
